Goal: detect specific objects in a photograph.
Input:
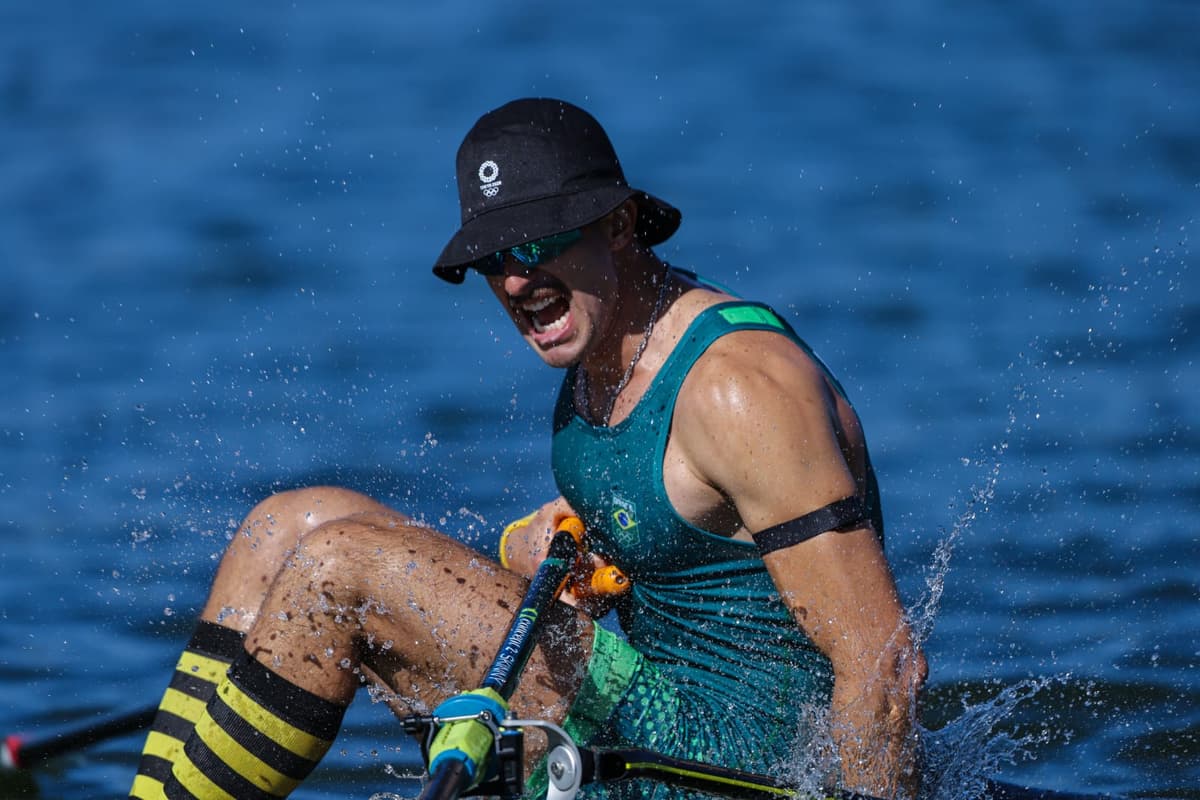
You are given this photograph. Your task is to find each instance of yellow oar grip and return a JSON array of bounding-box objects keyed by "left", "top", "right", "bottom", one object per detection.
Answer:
[{"left": 428, "top": 688, "right": 508, "bottom": 785}]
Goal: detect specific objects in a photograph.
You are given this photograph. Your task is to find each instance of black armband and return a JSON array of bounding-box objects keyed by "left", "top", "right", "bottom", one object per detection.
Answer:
[{"left": 752, "top": 496, "right": 869, "bottom": 556}]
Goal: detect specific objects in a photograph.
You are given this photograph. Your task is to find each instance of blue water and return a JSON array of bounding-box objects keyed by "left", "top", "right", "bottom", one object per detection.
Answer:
[{"left": 1, "top": 2, "right": 1196, "bottom": 798}]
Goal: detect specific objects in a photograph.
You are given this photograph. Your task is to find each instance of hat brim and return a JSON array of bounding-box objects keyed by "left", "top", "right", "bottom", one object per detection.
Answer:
[{"left": 432, "top": 187, "right": 681, "bottom": 284}]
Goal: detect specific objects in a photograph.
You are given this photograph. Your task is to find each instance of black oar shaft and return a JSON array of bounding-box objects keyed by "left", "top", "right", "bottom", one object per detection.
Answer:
[
  {"left": 591, "top": 748, "right": 801, "bottom": 800},
  {"left": 419, "top": 758, "right": 473, "bottom": 800},
  {"left": 481, "top": 526, "right": 579, "bottom": 699},
  {"left": 3, "top": 705, "right": 156, "bottom": 769},
  {"left": 588, "top": 747, "right": 1116, "bottom": 800}
]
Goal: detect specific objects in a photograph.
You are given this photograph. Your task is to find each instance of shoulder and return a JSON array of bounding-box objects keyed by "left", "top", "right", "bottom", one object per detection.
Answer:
[
  {"left": 679, "top": 327, "right": 833, "bottom": 420},
  {"left": 677, "top": 320, "right": 846, "bottom": 450},
  {"left": 671, "top": 324, "right": 843, "bottom": 487},
  {"left": 649, "top": 274, "right": 837, "bottom": 425}
]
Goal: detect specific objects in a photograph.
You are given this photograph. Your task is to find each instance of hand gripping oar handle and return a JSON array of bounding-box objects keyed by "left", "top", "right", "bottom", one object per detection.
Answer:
[
  {"left": 417, "top": 516, "right": 583, "bottom": 800},
  {"left": 559, "top": 517, "right": 631, "bottom": 599}
]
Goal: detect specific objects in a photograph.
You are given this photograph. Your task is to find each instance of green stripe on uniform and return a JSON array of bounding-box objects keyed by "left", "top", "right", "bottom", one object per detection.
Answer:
[{"left": 717, "top": 306, "right": 784, "bottom": 329}]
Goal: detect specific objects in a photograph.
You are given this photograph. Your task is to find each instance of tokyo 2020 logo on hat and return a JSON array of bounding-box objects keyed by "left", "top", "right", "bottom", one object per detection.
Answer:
[{"left": 478, "top": 160, "right": 502, "bottom": 198}]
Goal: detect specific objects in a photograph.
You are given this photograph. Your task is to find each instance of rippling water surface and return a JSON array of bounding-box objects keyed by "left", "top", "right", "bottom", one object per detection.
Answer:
[{"left": 1, "top": 2, "right": 1196, "bottom": 798}]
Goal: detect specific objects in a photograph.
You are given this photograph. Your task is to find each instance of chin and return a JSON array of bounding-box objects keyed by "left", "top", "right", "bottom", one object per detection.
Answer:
[
  {"left": 533, "top": 344, "right": 580, "bottom": 370},
  {"left": 519, "top": 331, "right": 578, "bottom": 368},
  {"left": 522, "top": 321, "right": 587, "bottom": 369}
]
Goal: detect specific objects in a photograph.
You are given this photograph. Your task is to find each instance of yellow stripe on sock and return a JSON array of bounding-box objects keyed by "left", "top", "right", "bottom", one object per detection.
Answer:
[
  {"left": 217, "top": 679, "right": 333, "bottom": 758},
  {"left": 128, "top": 772, "right": 166, "bottom": 800},
  {"left": 171, "top": 748, "right": 237, "bottom": 800},
  {"left": 160, "top": 685, "right": 208, "bottom": 724},
  {"left": 177, "top": 650, "right": 234, "bottom": 684},
  {"left": 194, "top": 712, "right": 303, "bottom": 796},
  {"left": 142, "top": 729, "right": 186, "bottom": 764},
  {"left": 188, "top": 714, "right": 298, "bottom": 796}
]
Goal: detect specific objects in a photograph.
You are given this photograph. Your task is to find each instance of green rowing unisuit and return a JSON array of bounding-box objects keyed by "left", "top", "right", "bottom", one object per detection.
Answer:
[{"left": 544, "top": 283, "right": 884, "bottom": 798}]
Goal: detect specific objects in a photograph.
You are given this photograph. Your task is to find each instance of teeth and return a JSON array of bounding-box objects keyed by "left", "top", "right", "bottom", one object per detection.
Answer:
[
  {"left": 513, "top": 291, "right": 569, "bottom": 335},
  {"left": 531, "top": 308, "right": 569, "bottom": 334},
  {"left": 521, "top": 296, "right": 555, "bottom": 313}
]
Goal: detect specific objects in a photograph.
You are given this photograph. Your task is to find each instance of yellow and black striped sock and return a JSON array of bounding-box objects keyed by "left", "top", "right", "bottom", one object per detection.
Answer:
[
  {"left": 164, "top": 653, "right": 347, "bottom": 799},
  {"left": 130, "top": 621, "right": 245, "bottom": 800}
]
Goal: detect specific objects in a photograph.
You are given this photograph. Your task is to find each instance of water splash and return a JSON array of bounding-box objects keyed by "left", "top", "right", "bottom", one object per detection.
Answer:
[
  {"left": 921, "top": 676, "right": 1067, "bottom": 800},
  {"left": 899, "top": 383, "right": 1069, "bottom": 800},
  {"left": 907, "top": 403, "right": 1016, "bottom": 651},
  {"left": 780, "top": 673, "right": 1067, "bottom": 800}
]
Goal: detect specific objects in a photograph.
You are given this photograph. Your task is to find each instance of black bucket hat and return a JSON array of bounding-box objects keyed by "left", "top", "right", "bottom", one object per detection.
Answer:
[{"left": 432, "top": 98, "right": 682, "bottom": 284}]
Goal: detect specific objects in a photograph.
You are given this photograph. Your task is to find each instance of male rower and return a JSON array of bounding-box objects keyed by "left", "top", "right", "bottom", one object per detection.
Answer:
[{"left": 129, "top": 98, "right": 926, "bottom": 800}]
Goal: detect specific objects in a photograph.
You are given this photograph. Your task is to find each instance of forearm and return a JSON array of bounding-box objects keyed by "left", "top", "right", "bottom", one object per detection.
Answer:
[{"left": 830, "top": 650, "right": 925, "bottom": 799}]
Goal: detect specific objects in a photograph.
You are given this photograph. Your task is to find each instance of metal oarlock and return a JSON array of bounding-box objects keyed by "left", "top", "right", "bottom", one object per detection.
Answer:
[{"left": 537, "top": 721, "right": 585, "bottom": 800}]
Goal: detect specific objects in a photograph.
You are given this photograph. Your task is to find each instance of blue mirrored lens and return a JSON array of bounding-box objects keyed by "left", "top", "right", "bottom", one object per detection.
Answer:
[
  {"left": 509, "top": 229, "right": 583, "bottom": 266},
  {"left": 470, "top": 229, "right": 583, "bottom": 276}
]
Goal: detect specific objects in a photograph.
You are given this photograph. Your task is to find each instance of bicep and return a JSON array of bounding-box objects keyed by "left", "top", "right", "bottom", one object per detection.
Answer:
[
  {"left": 675, "top": 341, "right": 905, "bottom": 665},
  {"left": 679, "top": 342, "right": 860, "bottom": 534}
]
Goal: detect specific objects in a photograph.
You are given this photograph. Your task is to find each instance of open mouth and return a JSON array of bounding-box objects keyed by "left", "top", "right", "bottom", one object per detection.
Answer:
[{"left": 515, "top": 291, "right": 571, "bottom": 336}]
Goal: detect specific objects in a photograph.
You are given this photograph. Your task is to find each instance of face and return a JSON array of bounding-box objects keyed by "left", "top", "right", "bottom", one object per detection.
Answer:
[{"left": 478, "top": 218, "right": 621, "bottom": 370}]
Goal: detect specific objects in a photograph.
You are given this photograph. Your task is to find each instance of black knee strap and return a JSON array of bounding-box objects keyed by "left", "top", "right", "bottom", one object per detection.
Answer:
[{"left": 752, "top": 496, "right": 869, "bottom": 556}]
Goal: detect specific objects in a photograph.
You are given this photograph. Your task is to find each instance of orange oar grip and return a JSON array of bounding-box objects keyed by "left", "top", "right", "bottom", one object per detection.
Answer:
[
  {"left": 554, "top": 514, "right": 586, "bottom": 544},
  {"left": 554, "top": 514, "right": 631, "bottom": 597},
  {"left": 590, "top": 565, "right": 630, "bottom": 595}
]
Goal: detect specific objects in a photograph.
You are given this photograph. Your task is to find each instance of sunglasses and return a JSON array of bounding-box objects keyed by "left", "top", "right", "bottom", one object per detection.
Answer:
[{"left": 471, "top": 229, "right": 584, "bottom": 276}]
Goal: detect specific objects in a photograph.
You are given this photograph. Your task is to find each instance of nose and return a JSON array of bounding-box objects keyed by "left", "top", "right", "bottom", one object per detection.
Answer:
[{"left": 501, "top": 258, "right": 537, "bottom": 294}]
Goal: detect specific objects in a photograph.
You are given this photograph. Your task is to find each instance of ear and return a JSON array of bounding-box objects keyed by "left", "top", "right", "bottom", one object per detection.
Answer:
[{"left": 608, "top": 199, "right": 639, "bottom": 251}]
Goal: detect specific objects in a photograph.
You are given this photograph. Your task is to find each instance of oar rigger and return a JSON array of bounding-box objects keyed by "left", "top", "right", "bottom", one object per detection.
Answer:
[
  {"left": 402, "top": 712, "right": 803, "bottom": 800},
  {"left": 401, "top": 707, "right": 522, "bottom": 799},
  {"left": 401, "top": 713, "right": 590, "bottom": 800}
]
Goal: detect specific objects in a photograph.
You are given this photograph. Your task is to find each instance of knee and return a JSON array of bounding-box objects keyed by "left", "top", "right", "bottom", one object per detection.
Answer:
[
  {"left": 246, "top": 486, "right": 384, "bottom": 533},
  {"left": 288, "top": 517, "right": 404, "bottom": 604},
  {"left": 219, "top": 487, "right": 386, "bottom": 576},
  {"left": 238, "top": 485, "right": 395, "bottom": 548},
  {"left": 205, "top": 487, "right": 383, "bottom": 628}
]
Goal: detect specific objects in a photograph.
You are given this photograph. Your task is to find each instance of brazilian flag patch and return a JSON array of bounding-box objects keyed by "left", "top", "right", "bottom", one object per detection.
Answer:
[{"left": 610, "top": 492, "right": 639, "bottom": 545}]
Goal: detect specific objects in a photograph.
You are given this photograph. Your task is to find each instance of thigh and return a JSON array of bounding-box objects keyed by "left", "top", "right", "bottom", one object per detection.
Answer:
[{"left": 247, "top": 515, "right": 594, "bottom": 726}]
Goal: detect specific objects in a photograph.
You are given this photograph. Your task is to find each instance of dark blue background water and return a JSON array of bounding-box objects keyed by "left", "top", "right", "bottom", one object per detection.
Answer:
[{"left": 1, "top": 2, "right": 1196, "bottom": 798}]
